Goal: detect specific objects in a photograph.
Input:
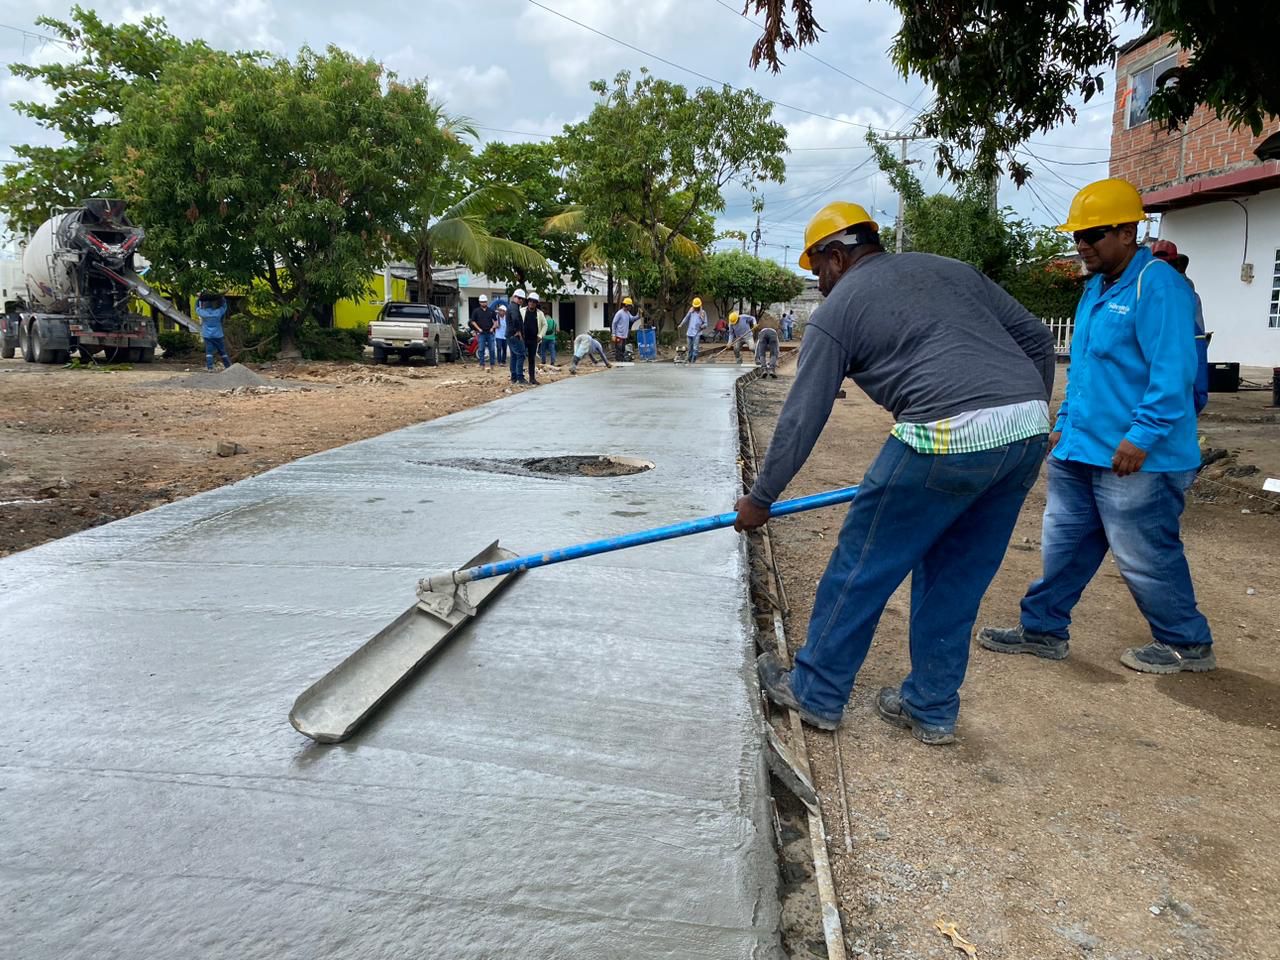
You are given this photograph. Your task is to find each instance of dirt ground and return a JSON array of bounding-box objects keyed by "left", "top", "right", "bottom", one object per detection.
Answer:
[
  {"left": 745, "top": 366, "right": 1279, "bottom": 960},
  {"left": 0, "top": 354, "right": 597, "bottom": 558}
]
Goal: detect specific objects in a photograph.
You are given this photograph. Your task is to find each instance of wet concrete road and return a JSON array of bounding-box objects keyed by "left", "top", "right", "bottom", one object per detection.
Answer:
[{"left": 0, "top": 366, "right": 781, "bottom": 959}]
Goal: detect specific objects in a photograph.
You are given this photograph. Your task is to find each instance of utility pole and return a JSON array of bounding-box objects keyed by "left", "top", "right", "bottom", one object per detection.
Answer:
[
  {"left": 752, "top": 213, "right": 762, "bottom": 259},
  {"left": 880, "top": 130, "right": 927, "bottom": 254},
  {"left": 783, "top": 244, "right": 790, "bottom": 269}
]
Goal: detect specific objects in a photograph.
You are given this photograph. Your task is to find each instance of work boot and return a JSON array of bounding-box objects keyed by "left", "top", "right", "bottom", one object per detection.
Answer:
[
  {"left": 756, "top": 652, "right": 840, "bottom": 731},
  {"left": 978, "top": 624, "right": 1069, "bottom": 660},
  {"left": 1120, "top": 641, "right": 1217, "bottom": 674},
  {"left": 876, "top": 687, "right": 956, "bottom": 746}
]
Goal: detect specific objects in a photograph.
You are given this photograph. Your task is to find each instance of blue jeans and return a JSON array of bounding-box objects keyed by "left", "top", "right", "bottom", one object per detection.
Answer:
[
  {"left": 792, "top": 435, "right": 1047, "bottom": 729},
  {"left": 507, "top": 335, "right": 527, "bottom": 382},
  {"left": 496, "top": 337, "right": 507, "bottom": 363},
  {"left": 687, "top": 336, "right": 699, "bottom": 362},
  {"left": 476, "top": 332, "right": 496, "bottom": 366},
  {"left": 1020, "top": 458, "right": 1211, "bottom": 648},
  {"left": 204, "top": 336, "right": 230, "bottom": 370},
  {"left": 538, "top": 338, "right": 557, "bottom": 364}
]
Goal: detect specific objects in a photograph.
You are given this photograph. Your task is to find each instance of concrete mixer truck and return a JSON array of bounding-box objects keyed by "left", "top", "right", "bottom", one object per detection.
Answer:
[{"left": 1, "top": 199, "right": 198, "bottom": 363}]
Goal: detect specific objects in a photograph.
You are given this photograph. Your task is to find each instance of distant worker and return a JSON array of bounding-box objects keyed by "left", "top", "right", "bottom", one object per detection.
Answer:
[
  {"left": 538, "top": 303, "right": 558, "bottom": 369},
  {"left": 738, "top": 200, "right": 1055, "bottom": 745},
  {"left": 678, "top": 297, "right": 708, "bottom": 363},
  {"left": 195, "top": 292, "right": 231, "bottom": 371},
  {"left": 522, "top": 291, "right": 544, "bottom": 385},
  {"left": 612, "top": 297, "right": 636, "bottom": 362},
  {"left": 1151, "top": 240, "right": 1210, "bottom": 414},
  {"left": 569, "top": 333, "right": 613, "bottom": 374},
  {"left": 497, "top": 289, "right": 523, "bottom": 366},
  {"left": 980, "top": 179, "right": 1212, "bottom": 675},
  {"left": 500, "top": 304, "right": 526, "bottom": 384},
  {"left": 753, "top": 312, "right": 780, "bottom": 378},
  {"left": 726, "top": 311, "right": 755, "bottom": 364},
  {"left": 715, "top": 315, "right": 728, "bottom": 342},
  {"left": 782, "top": 308, "right": 796, "bottom": 341},
  {"left": 470, "top": 295, "right": 496, "bottom": 372}
]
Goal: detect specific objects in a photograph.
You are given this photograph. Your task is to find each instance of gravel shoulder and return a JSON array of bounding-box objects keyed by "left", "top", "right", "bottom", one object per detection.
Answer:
[{"left": 745, "top": 368, "right": 1279, "bottom": 960}]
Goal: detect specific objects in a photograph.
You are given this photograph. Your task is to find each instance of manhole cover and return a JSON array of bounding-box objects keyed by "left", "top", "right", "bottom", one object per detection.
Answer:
[{"left": 522, "top": 455, "right": 653, "bottom": 477}]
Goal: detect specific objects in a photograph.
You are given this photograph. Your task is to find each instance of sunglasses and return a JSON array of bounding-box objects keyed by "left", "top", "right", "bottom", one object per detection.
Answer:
[{"left": 1072, "top": 225, "right": 1119, "bottom": 245}]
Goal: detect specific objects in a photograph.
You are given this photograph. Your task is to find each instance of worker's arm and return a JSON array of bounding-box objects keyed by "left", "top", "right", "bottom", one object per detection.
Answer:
[
  {"left": 981, "top": 270, "right": 1056, "bottom": 399},
  {"left": 743, "top": 326, "right": 847, "bottom": 513},
  {"left": 1125, "top": 274, "right": 1197, "bottom": 453}
]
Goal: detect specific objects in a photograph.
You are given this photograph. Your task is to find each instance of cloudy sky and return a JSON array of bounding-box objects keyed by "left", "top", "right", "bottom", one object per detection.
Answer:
[{"left": 1, "top": 0, "right": 1127, "bottom": 268}]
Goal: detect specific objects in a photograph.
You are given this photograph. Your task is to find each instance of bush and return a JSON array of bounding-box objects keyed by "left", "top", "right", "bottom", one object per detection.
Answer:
[
  {"left": 158, "top": 329, "right": 200, "bottom": 359},
  {"left": 297, "top": 324, "right": 367, "bottom": 362}
]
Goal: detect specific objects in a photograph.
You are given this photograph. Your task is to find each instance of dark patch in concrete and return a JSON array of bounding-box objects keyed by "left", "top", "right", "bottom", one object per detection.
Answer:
[
  {"left": 1155, "top": 668, "right": 1280, "bottom": 729},
  {"left": 419, "top": 454, "right": 654, "bottom": 479},
  {"left": 611, "top": 510, "right": 647, "bottom": 517}
]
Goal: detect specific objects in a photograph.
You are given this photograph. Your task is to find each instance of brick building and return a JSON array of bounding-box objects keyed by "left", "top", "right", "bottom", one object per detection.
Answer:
[{"left": 1111, "top": 30, "right": 1280, "bottom": 365}]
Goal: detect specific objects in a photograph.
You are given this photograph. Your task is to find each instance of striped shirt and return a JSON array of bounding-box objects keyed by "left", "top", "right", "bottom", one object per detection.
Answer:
[{"left": 891, "top": 400, "right": 1050, "bottom": 454}]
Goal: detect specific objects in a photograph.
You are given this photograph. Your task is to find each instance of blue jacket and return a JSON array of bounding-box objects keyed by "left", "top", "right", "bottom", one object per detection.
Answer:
[
  {"left": 1053, "top": 246, "right": 1199, "bottom": 472},
  {"left": 196, "top": 303, "right": 227, "bottom": 339}
]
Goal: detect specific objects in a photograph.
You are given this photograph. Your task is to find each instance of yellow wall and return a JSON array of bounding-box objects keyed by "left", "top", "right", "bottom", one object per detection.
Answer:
[{"left": 334, "top": 274, "right": 407, "bottom": 329}]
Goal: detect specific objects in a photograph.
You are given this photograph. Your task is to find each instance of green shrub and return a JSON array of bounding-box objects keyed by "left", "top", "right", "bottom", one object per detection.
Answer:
[
  {"left": 158, "top": 329, "right": 201, "bottom": 359},
  {"left": 297, "top": 324, "right": 367, "bottom": 362}
]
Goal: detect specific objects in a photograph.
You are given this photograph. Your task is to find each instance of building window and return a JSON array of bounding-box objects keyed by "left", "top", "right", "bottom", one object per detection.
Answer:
[
  {"left": 1127, "top": 53, "right": 1178, "bottom": 128},
  {"left": 1270, "top": 249, "right": 1280, "bottom": 329}
]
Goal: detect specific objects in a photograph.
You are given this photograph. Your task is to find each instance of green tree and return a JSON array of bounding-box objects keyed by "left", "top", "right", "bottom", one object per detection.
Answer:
[
  {"left": 556, "top": 69, "right": 788, "bottom": 327},
  {"left": 869, "top": 133, "right": 1029, "bottom": 283},
  {"left": 0, "top": 6, "right": 189, "bottom": 233},
  {"left": 396, "top": 146, "right": 551, "bottom": 305},
  {"left": 467, "top": 141, "right": 582, "bottom": 295},
  {"left": 745, "top": 1, "right": 1279, "bottom": 183},
  {"left": 701, "top": 250, "right": 803, "bottom": 317},
  {"left": 112, "top": 45, "right": 451, "bottom": 356}
]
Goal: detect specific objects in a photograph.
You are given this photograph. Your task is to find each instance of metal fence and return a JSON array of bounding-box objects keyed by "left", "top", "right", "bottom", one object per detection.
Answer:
[{"left": 1044, "top": 316, "right": 1074, "bottom": 356}]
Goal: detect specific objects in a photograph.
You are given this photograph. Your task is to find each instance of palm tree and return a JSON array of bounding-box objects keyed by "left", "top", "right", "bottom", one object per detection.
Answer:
[
  {"left": 543, "top": 204, "right": 701, "bottom": 310},
  {"left": 403, "top": 181, "right": 551, "bottom": 304}
]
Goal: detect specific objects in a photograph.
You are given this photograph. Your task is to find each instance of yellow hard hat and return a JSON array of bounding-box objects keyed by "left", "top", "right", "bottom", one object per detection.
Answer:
[
  {"left": 1057, "top": 178, "right": 1146, "bottom": 232},
  {"left": 729, "top": 310, "right": 739, "bottom": 323},
  {"left": 799, "top": 201, "right": 878, "bottom": 270},
  {"left": 692, "top": 297, "right": 702, "bottom": 308},
  {"left": 622, "top": 296, "right": 634, "bottom": 305}
]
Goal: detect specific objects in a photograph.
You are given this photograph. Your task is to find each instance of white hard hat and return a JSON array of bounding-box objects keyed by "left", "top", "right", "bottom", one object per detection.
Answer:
[
  {"left": 478, "top": 293, "right": 488, "bottom": 302},
  {"left": 496, "top": 304, "right": 507, "bottom": 313},
  {"left": 526, "top": 291, "right": 540, "bottom": 301},
  {"left": 513, "top": 288, "right": 527, "bottom": 299}
]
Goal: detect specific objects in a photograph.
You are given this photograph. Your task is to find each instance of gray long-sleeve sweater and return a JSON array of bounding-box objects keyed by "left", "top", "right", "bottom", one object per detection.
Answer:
[{"left": 749, "top": 251, "right": 1056, "bottom": 507}]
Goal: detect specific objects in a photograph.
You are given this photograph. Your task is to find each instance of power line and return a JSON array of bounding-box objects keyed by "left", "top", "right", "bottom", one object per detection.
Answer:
[
  {"left": 524, "top": 0, "right": 886, "bottom": 133},
  {"left": 0, "top": 23, "right": 75, "bottom": 49},
  {"left": 708, "top": 0, "right": 918, "bottom": 113}
]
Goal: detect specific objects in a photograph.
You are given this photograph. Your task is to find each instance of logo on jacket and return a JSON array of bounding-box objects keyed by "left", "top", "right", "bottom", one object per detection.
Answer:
[{"left": 1106, "top": 303, "right": 1130, "bottom": 315}]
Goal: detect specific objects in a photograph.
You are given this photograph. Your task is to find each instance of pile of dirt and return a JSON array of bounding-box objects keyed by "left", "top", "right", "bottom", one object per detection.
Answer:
[{"left": 158, "top": 363, "right": 278, "bottom": 391}]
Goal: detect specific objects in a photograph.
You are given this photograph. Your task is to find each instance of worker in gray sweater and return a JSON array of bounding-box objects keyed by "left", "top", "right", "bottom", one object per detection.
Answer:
[{"left": 735, "top": 201, "right": 1055, "bottom": 746}]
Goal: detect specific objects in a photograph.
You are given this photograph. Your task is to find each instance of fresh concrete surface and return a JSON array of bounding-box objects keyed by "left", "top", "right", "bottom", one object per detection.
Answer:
[{"left": 0, "top": 366, "right": 781, "bottom": 959}]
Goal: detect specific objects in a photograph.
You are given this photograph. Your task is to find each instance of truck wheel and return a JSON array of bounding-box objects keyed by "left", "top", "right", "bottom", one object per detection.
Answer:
[
  {"left": 136, "top": 347, "right": 155, "bottom": 364},
  {"left": 21, "top": 325, "right": 33, "bottom": 362},
  {"left": 445, "top": 343, "right": 458, "bottom": 363},
  {"left": 1, "top": 343, "right": 13, "bottom": 360},
  {"left": 424, "top": 342, "right": 439, "bottom": 367},
  {"left": 372, "top": 346, "right": 387, "bottom": 365},
  {"left": 31, "top": 326, "right": 54, "bottom": 364}
]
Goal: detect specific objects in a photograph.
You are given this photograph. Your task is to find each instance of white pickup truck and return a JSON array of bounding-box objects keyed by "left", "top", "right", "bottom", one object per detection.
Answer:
[{"left": 368, "top": 301, "right": 460, "bottom": 366}]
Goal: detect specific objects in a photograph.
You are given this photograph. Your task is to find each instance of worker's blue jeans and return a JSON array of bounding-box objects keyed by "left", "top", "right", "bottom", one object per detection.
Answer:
[
  {"left": 687, "top": 336, "right": 700, "bottom": 362},
  {"left": 792, "top": 435, "right": 1047, "bottom": 730},
  {"left": 204, "top": 336, "right": 231, "bottom": 370},
  {"left": 495, "top": 336, "right": 507, "bottom": 364},
  {"left": 538, "top": 338, "right": 557, "bottom": 365},
  {"left": 476, "top": 333, "right": 496, "bottom": 367},
  {"left": 1020, "top": 458, "right": 1211, "bottom": 647},
  {"left": 507, "top": 335, "right": 527, "bottom": 382}
]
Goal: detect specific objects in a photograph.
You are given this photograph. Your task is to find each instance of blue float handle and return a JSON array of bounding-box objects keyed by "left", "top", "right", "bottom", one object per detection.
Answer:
[{"left": 423, "top": 485, "right": 859, "bottom": 592}]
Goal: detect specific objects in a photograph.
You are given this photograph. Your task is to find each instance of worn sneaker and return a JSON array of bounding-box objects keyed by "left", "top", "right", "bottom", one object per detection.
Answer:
[
  {"left": 1120, "top": 641, "right": 1217, "bottom": 674},
  {"left": 876, "top": 687, "right": 956, "bottom": 745},
  {"left": 756, "top": 652, "right": 840, "bottom": 731},
  {"left": 978, "top": 624, "right": 1069, "bottom": 660}
]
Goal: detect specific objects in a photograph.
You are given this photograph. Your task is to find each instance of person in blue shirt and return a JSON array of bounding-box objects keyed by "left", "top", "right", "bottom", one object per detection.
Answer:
[
  {"left": 611, "top": 297, "right": 636, "bottom": 361},
  {"left": 195, "top": 292, "right": 231, "bottom": 371},
  {"left": 981, "top": 178, "right": 1214, "bottom": 675},
  {"left": 677, "top": 298, "right": 707, "bottom": 362}
]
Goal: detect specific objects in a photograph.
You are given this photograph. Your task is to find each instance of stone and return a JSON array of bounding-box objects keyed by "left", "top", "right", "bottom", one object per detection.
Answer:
[{"left": 216, "top": 441, "right": 246, "bottom": 457}]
